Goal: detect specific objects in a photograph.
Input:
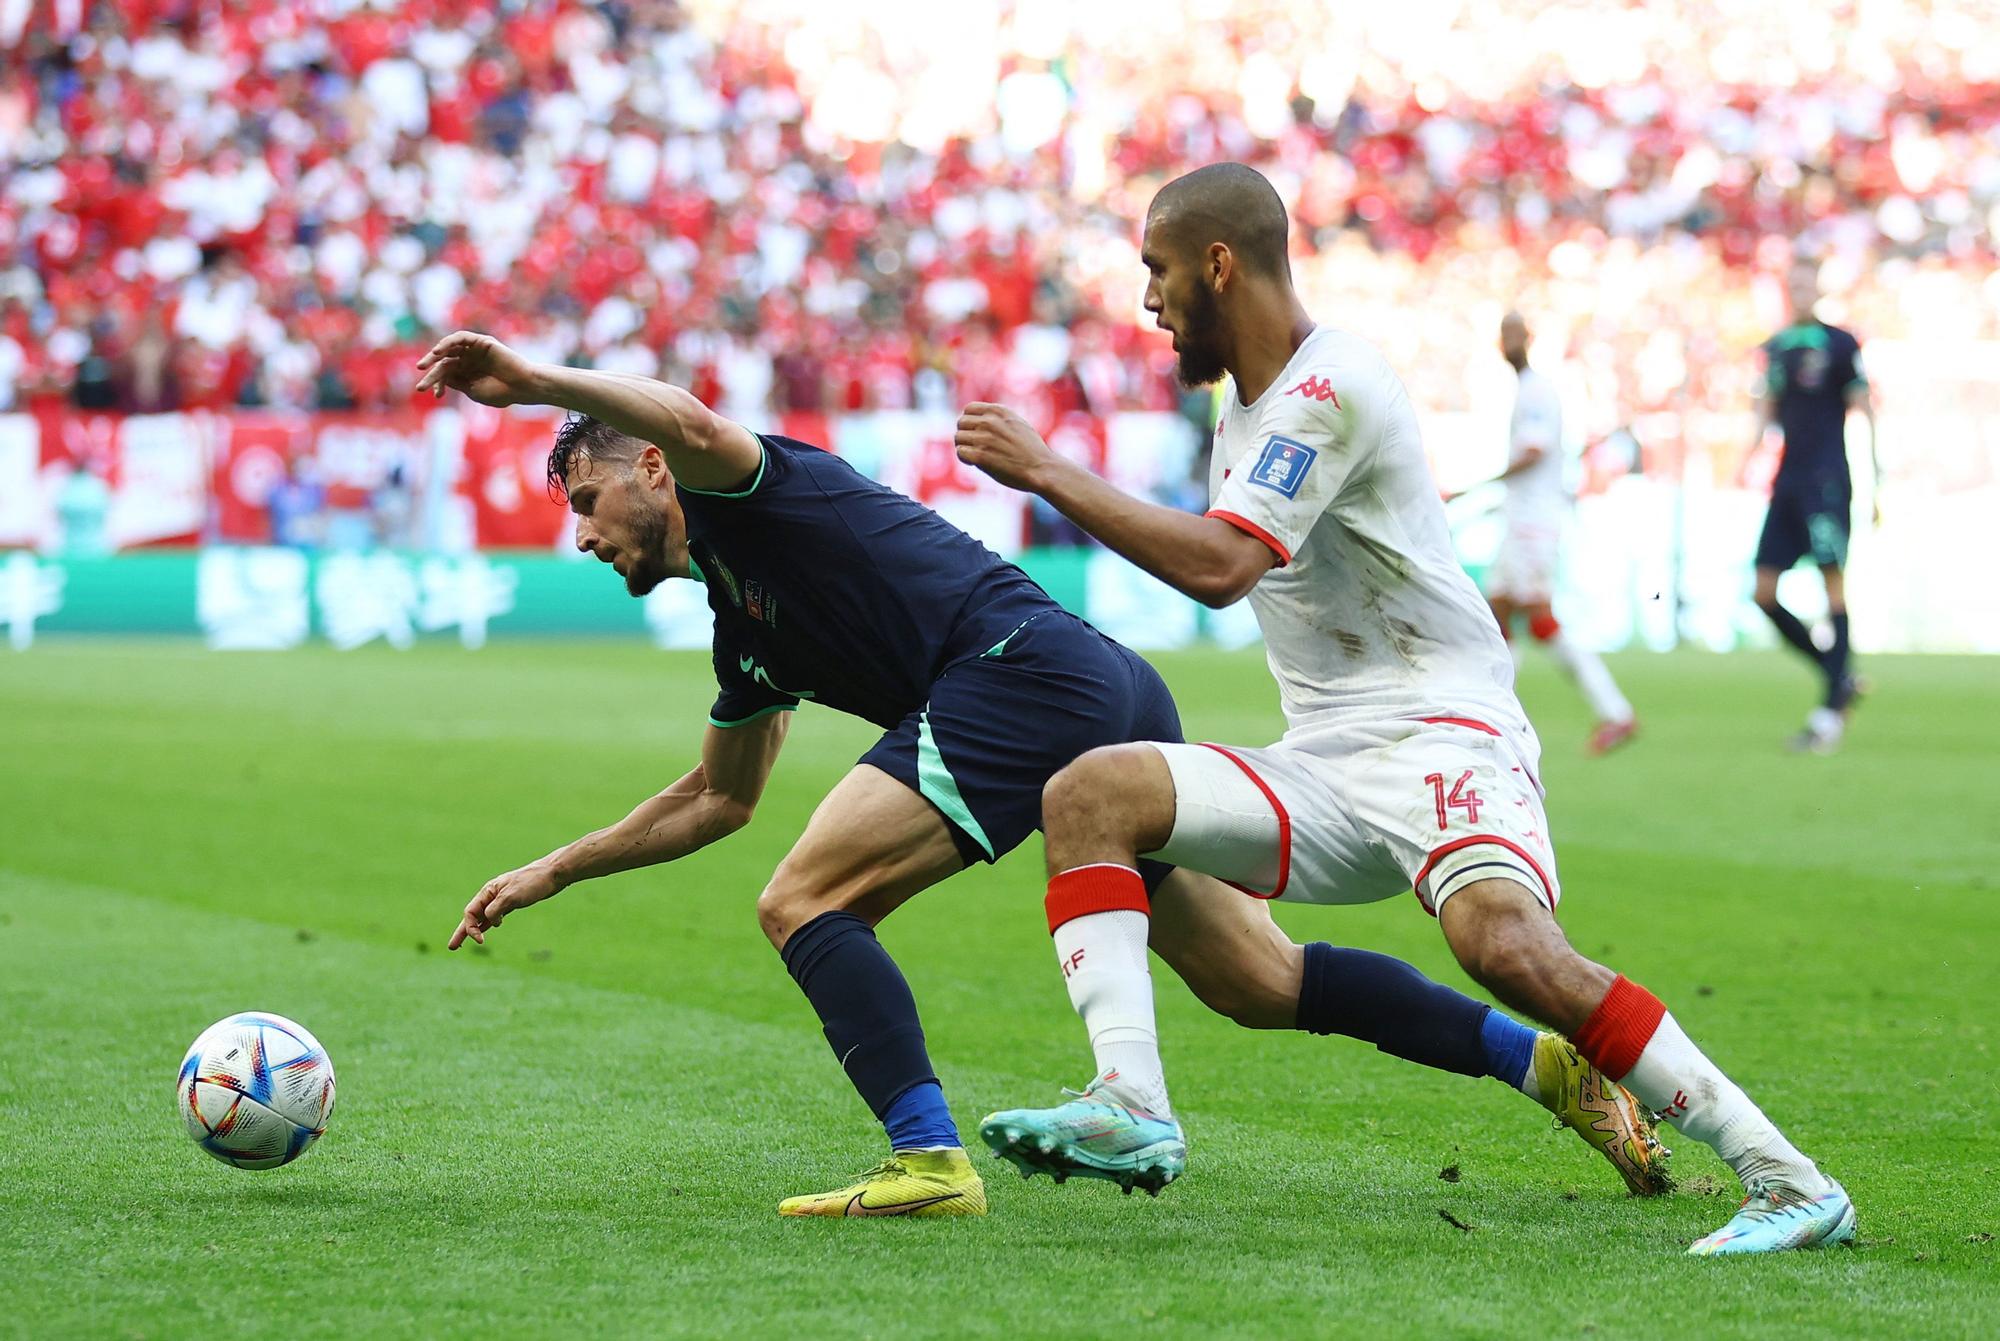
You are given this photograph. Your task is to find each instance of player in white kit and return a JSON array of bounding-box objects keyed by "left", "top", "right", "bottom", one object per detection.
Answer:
[
  {"left": 1479, "top": 312, "right": 1635, "bottom": 754},
  {"left": 955, "top": 164, "right": 1852, "bottom": 1256}
]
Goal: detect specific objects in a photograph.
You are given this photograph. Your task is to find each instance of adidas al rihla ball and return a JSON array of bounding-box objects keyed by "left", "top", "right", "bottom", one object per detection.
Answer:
[{"left": 178, "top": 1012, "right": 336, "bottom": 1169}]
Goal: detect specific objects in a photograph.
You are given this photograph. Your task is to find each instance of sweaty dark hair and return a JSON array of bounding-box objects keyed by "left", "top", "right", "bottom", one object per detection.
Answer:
[
  {"left": 1149, "top": 162, "right": 1292, "bottom": 278},
  {"left": 546, "top": 414, "right": 642, "bottom": 502}
]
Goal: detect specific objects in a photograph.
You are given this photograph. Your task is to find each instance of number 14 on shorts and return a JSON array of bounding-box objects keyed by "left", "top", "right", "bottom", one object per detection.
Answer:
[{"left": 1425, "top": 770, "right": 1483, "bottom": 828}]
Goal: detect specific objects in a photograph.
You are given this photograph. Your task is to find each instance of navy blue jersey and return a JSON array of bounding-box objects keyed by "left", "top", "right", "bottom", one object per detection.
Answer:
[
  {"left": 678, "top": 435, "right": 1053, "bottom": 730},
  {"left": 1763, "top": 321, "right": 1864, "bottom": 487}
]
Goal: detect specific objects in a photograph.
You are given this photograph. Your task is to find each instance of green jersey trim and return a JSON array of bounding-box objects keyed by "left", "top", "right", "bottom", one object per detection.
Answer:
[
  {"left": 679, "top": 441, "right": 769, "bottom": 499},
  {"left": 708, "top": 703, "right": 796, "bottom": 729},
  {"left": 981, "top": 616, "right": 1036, "bottom": 659},
  {"left": 916, "top": 710, "right": 994, "bottom": 859},
  {"left": 1771, "top": 323, "right": 1831, "bottom": 352}
]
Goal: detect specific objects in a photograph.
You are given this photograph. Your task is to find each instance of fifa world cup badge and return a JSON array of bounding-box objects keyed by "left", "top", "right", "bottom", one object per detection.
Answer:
[{"left": 1248, "top": 435, "right": 1318, "bottom": 499}]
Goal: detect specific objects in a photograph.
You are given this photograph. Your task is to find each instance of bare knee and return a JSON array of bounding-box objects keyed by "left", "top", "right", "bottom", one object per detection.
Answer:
[
  {"left": 756, "top": 876, "right": 834, "bottom": 950},
  {"left": 1042, "top": 749, "right": 1110, "bottom": 821},
  {"left": 1043, "top": 744, "right": 1152, "bottom": 815},
  {"left": 1752, "top": 569, "right": 1782, "bottom": 611},
  {"left": 1042, "top": 743, "right": 1175, "bottom": 867}
]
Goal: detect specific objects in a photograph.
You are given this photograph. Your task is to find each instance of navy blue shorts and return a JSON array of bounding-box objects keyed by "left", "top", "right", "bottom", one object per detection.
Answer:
[
  {"left": 861, "top": 609, "right": 1183, "bottom": 882},
  {"left": 1756, "top": 475, "right": 1851, "bottom": 571}
]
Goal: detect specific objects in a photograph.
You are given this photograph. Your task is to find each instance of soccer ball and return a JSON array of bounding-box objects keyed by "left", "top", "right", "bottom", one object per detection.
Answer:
[{"left": 178, "top": 1012, "right": 336, "bottom": 1169}]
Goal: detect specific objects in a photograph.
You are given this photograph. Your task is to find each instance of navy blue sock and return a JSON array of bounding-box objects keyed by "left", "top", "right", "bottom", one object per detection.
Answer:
[
  {"left": 1478, "top": 1006, "right": 1539, "bottom": 1093},
  {"left": 1760, "top": 599, "right": 1825, "bottom": 669},
  {"left": 881, "top": 1081, "right": 959, "bottom": 1151},
  {"left": 1824, "top": 612, "right": 1851, "bottom": 698},
  {"left": 779, "top": 910, "right": 960, "bottom": 1148},
  {"left": 1294, "top": 942, "right": 1491, "bottom": 1077}
]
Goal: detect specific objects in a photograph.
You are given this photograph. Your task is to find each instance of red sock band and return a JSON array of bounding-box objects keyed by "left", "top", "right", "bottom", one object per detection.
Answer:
[
  {"left": 1528, "top": 612, "right": 1561, "bottom": 641},
  {"left": 1045, "top": 864, "right": 1148, "bottom": 935},
  {"left": 1571, "top": 975, "right": 1666, "bottom": 1081}
]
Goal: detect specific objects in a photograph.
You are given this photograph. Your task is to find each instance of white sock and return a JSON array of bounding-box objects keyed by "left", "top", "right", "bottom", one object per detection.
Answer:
[
  {"left": 1548, "top": 630, "right": 1633, "bottom": 724},
  {"left": 1052, "top": 907, "right": 1172, "bottom": 1119},
  {"left": 1619, "top": 1013, "right": 1825, "bottom": 1193}
]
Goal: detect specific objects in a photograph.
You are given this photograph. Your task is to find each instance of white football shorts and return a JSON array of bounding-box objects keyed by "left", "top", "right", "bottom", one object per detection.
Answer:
[
  {"left": 1486, "top": 523, "right": 1561, "bottom": 605},
  {"left": 1145, "top": 715, "right": 1561, "bottom": 919}
]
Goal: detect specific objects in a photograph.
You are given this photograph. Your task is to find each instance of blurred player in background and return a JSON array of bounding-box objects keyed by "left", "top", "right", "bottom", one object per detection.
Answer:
[
  {"left": 1752, "top": 261, "right": 1880, "bottom": 754},
  {"left": 960, "top": 163, "right": 1851, "bottom": 1255},
  {"left": 414, "top": 331, "right": 1653, "bottom": 1218},
  {"left": 1479, "top": 312, "right": 1636, "bottom": 755}
]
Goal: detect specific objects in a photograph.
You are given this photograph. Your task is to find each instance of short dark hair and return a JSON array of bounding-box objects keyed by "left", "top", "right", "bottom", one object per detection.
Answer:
[
  {"left": 545, "top": 414, "right": 642, "bottom": 503},
  {"left": 1149, "top": 162, "right": 1292, "bottom": 278}
]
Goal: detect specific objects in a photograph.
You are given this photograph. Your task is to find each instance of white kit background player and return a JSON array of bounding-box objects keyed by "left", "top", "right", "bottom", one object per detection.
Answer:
[
  {"left": 954, "top": 163, "right": 1854, "bottom": 1256},
  {"left": 1473, "top": 311, "right": 1635, "bottom": 755}
]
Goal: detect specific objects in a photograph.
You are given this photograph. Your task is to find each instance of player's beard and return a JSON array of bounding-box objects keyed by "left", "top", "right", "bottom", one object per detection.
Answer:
[
  {"left": 1173, "top": 282, "right": 1228, "bottom": 388},
  {"left": 619, "top": 499, "right": 672, "bottom": 597}
]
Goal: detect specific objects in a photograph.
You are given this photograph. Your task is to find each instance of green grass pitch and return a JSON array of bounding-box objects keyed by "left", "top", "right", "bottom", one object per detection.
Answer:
[{"left": 2, "top": 640, "right": 1995, "bottom": 1339}]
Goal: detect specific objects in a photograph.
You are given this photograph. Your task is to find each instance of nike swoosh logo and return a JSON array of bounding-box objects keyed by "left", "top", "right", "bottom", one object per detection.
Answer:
[{"left": 844, "top": 1190, "right": 964, "bottom": 1217}]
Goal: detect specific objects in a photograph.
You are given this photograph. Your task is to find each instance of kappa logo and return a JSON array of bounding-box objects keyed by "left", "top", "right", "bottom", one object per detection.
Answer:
[
  {"left": 1285, "top": 375, "right": 1341, "bottom": 406},
  {"left": 1247, "top": 435, "right": 1318, "bottom": 499}
]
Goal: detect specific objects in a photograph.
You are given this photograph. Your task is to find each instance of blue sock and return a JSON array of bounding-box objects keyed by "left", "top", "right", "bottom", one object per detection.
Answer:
[
  {"left": 882, "top": 1081, "right": 960, "bottom": 1152},
  {"left": 1479, "top": 1007, "right": 1539, "bottom": 1094},
  {"left": 1295, "top": 941, "right": 1491, "bottom": 1077},
  {"left": 779, "top": 910, "right": 960, "bottom": 1149}
]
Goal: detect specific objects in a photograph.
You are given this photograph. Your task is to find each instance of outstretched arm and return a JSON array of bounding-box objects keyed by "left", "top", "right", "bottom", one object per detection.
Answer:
[
  {"left": 954, "top": 404, "right": 1275, "bottom": 608},
  {"left": 448, "top": 711, "right": 790, "bottom": 948},
  {"left": 1447, "top": 445, "right": 1544, "bottom": 500},
  {"left": 415, "top": 330, "right": 763, "bottom": 492}
]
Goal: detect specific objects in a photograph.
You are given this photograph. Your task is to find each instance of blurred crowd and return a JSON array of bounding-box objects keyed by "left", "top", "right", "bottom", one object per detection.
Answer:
[{"left": 3, "top": 0, "right": 1997, "bottom": 459}]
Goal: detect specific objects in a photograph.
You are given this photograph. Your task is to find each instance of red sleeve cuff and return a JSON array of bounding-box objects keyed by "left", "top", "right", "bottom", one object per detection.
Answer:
[{"left": 1206, "top": 509, "right": 1292, "bottom": 566}]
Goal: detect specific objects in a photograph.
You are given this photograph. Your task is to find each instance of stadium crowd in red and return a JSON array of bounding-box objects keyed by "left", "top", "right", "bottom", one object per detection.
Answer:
[{"left": 3, "top": 0, "right": 1996, "bottom": 442}]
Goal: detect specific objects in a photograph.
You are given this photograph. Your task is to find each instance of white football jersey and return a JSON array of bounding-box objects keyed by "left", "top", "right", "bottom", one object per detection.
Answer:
[
  {"left": 1206, "top": 326, "right": 1524, "bottom": 735},
  {"left": 1502, "top": 366, "right": 1569, "bottom": 529}
]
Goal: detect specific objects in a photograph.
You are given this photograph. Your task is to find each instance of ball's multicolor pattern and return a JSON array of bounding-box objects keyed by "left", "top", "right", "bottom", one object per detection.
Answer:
[{"left": 178, "top": 1013, "right": 335, "bottom": 1170}]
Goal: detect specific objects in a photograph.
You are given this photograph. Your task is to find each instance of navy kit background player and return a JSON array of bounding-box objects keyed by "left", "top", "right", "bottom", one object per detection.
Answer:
[
  {"left": 410, "top": 330, "right": 1650, "bottom": 1217},
  {"left": 1752, "top": 259, "right": 1880, "bottom": 754}
]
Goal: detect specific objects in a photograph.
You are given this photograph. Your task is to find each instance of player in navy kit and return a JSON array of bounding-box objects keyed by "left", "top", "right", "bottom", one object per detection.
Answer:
[
  {"left": 1752, "top": 261, "right": 1880, "bottom": 753},
  {"left": 412, "top": 329, "right": 1660, "bottom": 1217}
]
